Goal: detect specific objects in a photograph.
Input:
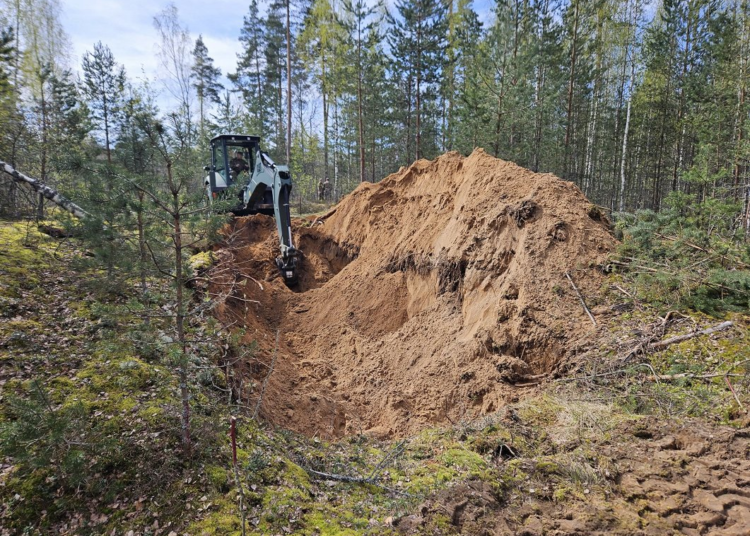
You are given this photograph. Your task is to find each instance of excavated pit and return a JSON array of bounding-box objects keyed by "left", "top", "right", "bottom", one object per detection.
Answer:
[{"left": 210, "top": 149, "right": 616, "bottom": 438}]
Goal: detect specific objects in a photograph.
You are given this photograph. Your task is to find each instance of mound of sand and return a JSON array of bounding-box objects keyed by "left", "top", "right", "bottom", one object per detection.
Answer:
[{"left": 210, "top": 149, "right": 616, "bottom": 438}]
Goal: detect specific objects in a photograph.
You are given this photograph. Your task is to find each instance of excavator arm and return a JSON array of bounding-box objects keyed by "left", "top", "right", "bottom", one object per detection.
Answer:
[{"left": 241, "top": 150, "right": 298, "bottom": 284}]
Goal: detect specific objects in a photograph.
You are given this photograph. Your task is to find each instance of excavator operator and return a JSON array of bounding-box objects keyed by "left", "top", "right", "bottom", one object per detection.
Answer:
[{"left": 230, "top": 151, "right": 250, "bottom": 180}]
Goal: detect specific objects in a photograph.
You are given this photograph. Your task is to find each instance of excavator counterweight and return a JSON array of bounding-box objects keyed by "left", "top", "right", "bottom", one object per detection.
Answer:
[{"left": 204, "top": 134, "right": 298, "bottom": 285}]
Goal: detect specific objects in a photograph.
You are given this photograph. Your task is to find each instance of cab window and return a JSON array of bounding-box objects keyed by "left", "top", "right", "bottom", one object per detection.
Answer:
[{"left": 212, "top": 143, "right": 227, "bottom": 181}]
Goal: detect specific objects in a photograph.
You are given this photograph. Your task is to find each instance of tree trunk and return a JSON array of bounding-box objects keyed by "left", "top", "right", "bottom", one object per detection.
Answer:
[
  {"left": 286, "top": 0, "right": 292, "bottom": 165},
  {"left": 168, "top": 163, "right": 191, "bottom": 453},
  {"left": 564, "top": 0, "right": 579, "bottom": 178},
  {"left": 357, "top": 26, "right": 365, "bottom": 182},
  {"left": 620, "top": 62, "right": 635, "bottom": 212},
  {"left": 322, "top": 61, "right": 329, "bottom": 190},
  {"left": 1, "top": 161, "right": 90, "bottom": 220},
  {"left": 672, "top": 9, "right": 692, "bottom": 193},
  {"left": 37, "top": 77, "right": 49, "bottom": 221},
  {"left": 137, "top": 190, "right": 149, "bottom": 319}
]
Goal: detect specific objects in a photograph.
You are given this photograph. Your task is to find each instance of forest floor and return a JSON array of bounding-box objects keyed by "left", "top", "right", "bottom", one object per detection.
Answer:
[{"left": 1, "top": 150, "right": 749, "bottom": 535}]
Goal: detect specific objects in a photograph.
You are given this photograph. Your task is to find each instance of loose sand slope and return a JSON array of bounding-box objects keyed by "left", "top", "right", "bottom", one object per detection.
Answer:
[{"left": 212, "top": 149, "right": 616, "bottom": 437}]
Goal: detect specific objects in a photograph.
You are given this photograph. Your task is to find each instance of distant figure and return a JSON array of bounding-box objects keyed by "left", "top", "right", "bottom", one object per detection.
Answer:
[
  {"left": 318, "top": 178, "right": 331, "bottom": 201},
  {"left": 229, "top": 151, "right": 249, "bottom": 181}
]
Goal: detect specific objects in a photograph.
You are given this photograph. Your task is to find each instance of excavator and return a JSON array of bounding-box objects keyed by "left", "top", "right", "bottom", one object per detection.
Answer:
[{"left": 204, "top": 134, "right": 298, "bottom": 285}]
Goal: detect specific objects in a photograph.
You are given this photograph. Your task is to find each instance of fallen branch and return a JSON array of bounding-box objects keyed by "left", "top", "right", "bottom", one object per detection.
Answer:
[
  {"left": 724, "top": 376, "right": 745, "bottom": 411},
  {"left": 38, "top": 224, "right": 77, "bottom": 238},
  {"left": 1, "top": 160, "right": 90, "bottom": 220},
  {"left": 306, "top": 469, "right": 372, "bottom": 483},
  {"left": 612, "top": 284, "right": 634, "bottom": 298},
  {"left": 565, "top": 271, "right": 597, "bottom": 326},
  {"left": 648, "top": 321, "right": 733, "bottom": 351},
  {"left": 303, "top": 467, "right": 411, "bottom": 496},
  {"left": 367, "top": 440, "right": 407, "bottom": 482},
  {"left": 619, "top": 320, "right": 733, "bottom": 364},
  {"left": 646, "top": 372, "right": 744, "bottom": 382}
]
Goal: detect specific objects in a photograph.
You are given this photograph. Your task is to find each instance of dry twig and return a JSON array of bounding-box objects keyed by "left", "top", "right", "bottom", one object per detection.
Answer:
[{"left": 565, "top": 271, "right": 597, "bottom": 326}]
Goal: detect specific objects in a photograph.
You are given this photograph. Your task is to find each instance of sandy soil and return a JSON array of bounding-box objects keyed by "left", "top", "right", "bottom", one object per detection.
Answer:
[{"left": 211, "top": 149, "right": 616, "bottom": 438}]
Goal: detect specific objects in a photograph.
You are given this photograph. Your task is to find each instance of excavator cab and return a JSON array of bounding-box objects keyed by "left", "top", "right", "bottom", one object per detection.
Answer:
[
  {"left": 204, "top": 134, "right": 298, "bottom": 285},
  {"left": 205, "top": 134, "right": 259, "bottom": 199}
]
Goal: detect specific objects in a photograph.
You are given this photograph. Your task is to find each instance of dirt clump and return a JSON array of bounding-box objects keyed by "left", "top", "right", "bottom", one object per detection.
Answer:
[{"left": 211, "top": 149, "right": 616, "bottom": 438}]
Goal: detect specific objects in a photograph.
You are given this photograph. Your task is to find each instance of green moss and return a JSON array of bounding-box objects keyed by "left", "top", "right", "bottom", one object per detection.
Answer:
[
  {"left": 442, "top": 448, "right": 487, "bottom": 475},
  {"left": 77, "top": 357, "right": 155, "bottom": 392},
  {"left": 259, "top": 485, "right": 311, "bottom": 531},
  {"left": 303, "top": 511, "right": 363, "bottom": 536},
  {"left": 0, "top": 223, "right": 55, "bottom": 298},
  {"left": 517, "top": 395, "right": 565, "bottom": 427},
  {"left": 192, "top": 510, "right": 241, "bottom": 535},
  {"left": 3, "top": 318, "right": 42, "bottom": 331},
  {"left": 69, "top": 301, "right": 92, "bottom": 319},
  {"left": 406, "top": 461, "right": 457, "bottom": 494},
  {"left": 535, "top": 459, "right": 560, "bottom": 475},
  {"left": 424, "top": 513, "right": 454, "bottom": 533},
  {"left": 552, "top": 486, "right": 571, "bottom": 502},
  {"left": 281, "top": 459, "right": 311, "bottom": 489},
  {"left": 138, "top": 404, "right": 164, "bottom": 424},
  {"left": 188, "top": 251, "right": 214, "bottom": 271},
  {"left": 499, "top": 459, "right": 529, "bottom": 491},
  {"left": 206, "top": 465, "right": 229, "bottom": 491},
  {"left": 47, "top": 376, "right": 77, "bottom": 403}
]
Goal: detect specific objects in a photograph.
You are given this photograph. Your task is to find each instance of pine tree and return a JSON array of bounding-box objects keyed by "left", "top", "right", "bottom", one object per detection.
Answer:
[
  {"left": 298, "top": 0, "right": 346, "bottom": 189},
  {"left": 232, "top": 0, "right": 267, "bottom": 136},
  {"left": 81, "top": 42, "right": 126, "bottom": 164},
  {"left": 264, "top": 1, "right": 288, "bottom": 159},
  {"left": 47, "top": 69, "right": 89, "bottom": 170},
  {"left": 362, "top": 27, "right": 391, "bottom": 183},
  {"left": 451, "top": 0, "right": 486, "bottom": 155},
  {"left": 191, "top": 35, "right": 223, "bottom": 139},
  {"left": 388, "top": 0, "right": 448, "bottom": 161},
  {"left": 340, "top": 0, "right": 383, "bottom": 182}
]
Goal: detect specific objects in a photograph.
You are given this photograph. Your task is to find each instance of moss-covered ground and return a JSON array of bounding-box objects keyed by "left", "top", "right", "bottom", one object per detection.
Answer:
[{"left": 1, "top": 219, "right": 748, "bottom": 535}]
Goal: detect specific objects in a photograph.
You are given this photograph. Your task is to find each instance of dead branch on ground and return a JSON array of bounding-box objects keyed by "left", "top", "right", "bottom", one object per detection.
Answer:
[{"left": 565, "top": 271, "right": 597, "bottom": 326}]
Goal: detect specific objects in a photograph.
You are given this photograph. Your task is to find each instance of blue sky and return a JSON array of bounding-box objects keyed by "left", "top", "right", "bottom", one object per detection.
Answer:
[
  {"left": 59, "top": 0, "right": 495, "bottom": 113},
  {"left": 62, "top": 0, "right": 495, "bottom": 77}
]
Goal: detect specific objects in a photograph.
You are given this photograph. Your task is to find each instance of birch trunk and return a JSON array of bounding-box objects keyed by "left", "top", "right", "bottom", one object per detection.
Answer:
[
  {"left": 619, "top": 62, "right": 635, "bottom": 212},
  {"left": 1, "top": 161, "right": 90, "bottom": 220}
]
